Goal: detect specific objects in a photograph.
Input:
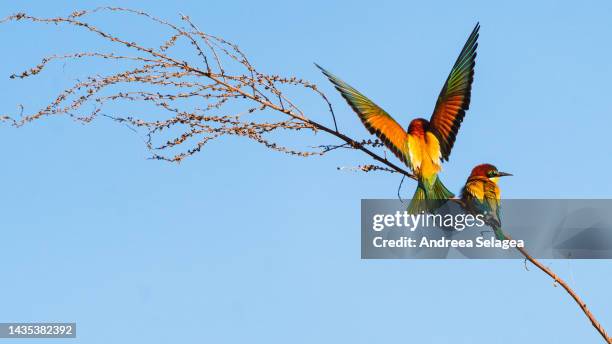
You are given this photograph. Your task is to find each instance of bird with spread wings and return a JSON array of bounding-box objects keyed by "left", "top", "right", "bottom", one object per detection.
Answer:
[{"left": 317, "top": 23, "right": 479, "bottom": 213}]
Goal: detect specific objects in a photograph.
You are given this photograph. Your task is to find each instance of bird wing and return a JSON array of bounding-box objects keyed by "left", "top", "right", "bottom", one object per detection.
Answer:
[
  {"left": 464, "top": 179, "right": 501, "bottom": 227},
  {"left": 484, "top": 182, "right": 502, "bottom": 227},
  {"left": 317, "top": 64, "right": 410, "bottom": 165},
  {"left": 429, "top": 23, "right": 479, "bottom": 161}
]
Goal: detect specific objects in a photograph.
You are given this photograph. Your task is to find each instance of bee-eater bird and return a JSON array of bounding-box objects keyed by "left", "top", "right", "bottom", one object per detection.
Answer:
[
  {"left": 317, "top": 23, "right": 479, "bottom": 213},
  {"left": 460, "top": 163, "right": 512, "bottom": 240}
]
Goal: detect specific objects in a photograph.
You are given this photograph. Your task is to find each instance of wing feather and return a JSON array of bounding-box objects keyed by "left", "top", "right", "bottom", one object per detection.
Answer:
[
  {"left": 429, "top": 23, "right": 479, "bottom": 161},
  {"left": 317, "top": 64, "right": 410, "bottom": 165}
]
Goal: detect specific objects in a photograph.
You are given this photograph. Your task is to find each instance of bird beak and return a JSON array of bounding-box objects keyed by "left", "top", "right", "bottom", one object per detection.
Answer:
[{"left": 497, "top": 172, "right": 513, "bottom": 177}]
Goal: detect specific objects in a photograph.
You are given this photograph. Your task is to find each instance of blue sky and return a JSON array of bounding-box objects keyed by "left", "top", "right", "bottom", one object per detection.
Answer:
[{"left": 0, "top": 1, "right": 611, "bottom": 343}]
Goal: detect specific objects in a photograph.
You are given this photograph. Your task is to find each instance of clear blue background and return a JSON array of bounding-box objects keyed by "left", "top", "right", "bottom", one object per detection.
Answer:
[{"left": 0, "top": 1, "right": 611, "bottom": 343}]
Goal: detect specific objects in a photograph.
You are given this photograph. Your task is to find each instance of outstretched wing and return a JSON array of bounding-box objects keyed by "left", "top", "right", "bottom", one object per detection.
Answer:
[
  {"left": 429, "top": 23, "right": 479, "bottom": 161},
  {"left": 317, "top": 64, "right": 410, "bottom": 165}
]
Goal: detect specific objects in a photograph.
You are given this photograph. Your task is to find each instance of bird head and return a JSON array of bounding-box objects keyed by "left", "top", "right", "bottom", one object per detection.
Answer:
[
  {"left": 407, "top": 118, "right": 429, "bottom": 136},
  {"left": 469, "top": 163, "right": 512, "bottom": 183}
]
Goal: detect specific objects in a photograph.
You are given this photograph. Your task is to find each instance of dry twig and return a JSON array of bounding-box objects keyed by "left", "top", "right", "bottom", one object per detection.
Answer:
[{"left": 0, "top": 7, "right": 415, "bottom": 176}]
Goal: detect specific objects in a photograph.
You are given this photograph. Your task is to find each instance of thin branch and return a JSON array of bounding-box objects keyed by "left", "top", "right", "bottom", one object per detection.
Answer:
[
  {"left": 447, "top": 200, "right": 611, "bottom": 343},
  {"left": 397, "top": 175, "right": 406, "bottom": 204},
  {"left": 337, "top": 164, "right": 398, "bottom": 173},
  {"left": 511, "top": 235, "right": 612, "bottom": 344},
  {"left": 0, "top": 8, "right": 414, "bottom": 179}
]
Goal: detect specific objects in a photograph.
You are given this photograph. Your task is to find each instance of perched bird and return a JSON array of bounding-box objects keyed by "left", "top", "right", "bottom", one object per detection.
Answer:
[
  {"left": 317, "top": 23, "right": 479, "bottom": 213},
  {"left": 460, "top": 163, "right": 512, "bottom": 240}
]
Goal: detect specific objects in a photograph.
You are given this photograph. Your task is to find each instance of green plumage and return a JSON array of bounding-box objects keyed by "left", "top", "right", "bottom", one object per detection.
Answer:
[
  {"left": 407, "top": 176, "right": 454, "bottom": 214},
  {"left": 492, "top": 225, "right": 506, "bottom": 241}
]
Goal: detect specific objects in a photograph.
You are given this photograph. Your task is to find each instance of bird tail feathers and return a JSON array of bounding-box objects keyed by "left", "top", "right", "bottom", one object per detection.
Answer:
[
  {"left": 407, "top": 176, "right": 454, "bottom": 214},
  {"left": 431, "top": 176, "right": 455, "bottom": 201},
  {"left": 492, "top": 225, "right": 506, "bottom": 240}
]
